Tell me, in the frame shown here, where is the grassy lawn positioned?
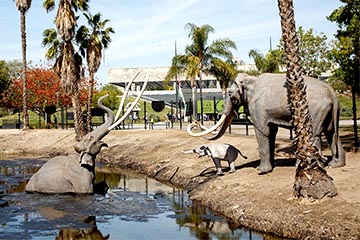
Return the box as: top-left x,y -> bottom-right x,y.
337,94 -> 360,119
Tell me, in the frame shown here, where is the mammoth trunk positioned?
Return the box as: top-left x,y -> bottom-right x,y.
90,95 -> 115,140
209,111 -> 237,140
209,96 -> 239,140
74,95 -> 115,167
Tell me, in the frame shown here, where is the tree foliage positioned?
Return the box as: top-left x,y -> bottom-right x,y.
328,0 -> 360,87
296,27 -> 331,77
248,48 -> 284,73
0,60 -> 11,95
251,27 -> 331,77
328,36 -> 356,86
93,84 -> 122,111
328,0 -> 360,147
208,59 -> 238,95
165,23 -> 237,90
76,11 -> 114,131
0,66 -> 87,119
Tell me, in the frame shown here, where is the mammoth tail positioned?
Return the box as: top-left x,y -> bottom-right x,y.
236,148 -> 248,159
331,87 -> 340,143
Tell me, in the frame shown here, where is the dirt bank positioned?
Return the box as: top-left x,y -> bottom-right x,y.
0,128 -> 359,239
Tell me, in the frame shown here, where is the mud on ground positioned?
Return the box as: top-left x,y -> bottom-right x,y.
0,128 -> 359,240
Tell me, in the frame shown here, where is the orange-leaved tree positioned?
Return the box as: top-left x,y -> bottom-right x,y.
1,66 -> 87,124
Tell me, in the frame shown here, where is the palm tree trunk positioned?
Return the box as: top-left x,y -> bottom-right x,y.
190,78 -> 196,121
20,10 -> 29,130
353,42 -> 360,147
278,0 -> 337,199
86,72 -> 94,132
191,86 -> 196,121
72,83 -> 85,141
199,72 -> 204,125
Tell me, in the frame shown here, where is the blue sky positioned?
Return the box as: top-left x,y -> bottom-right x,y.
1,0 -> 342,85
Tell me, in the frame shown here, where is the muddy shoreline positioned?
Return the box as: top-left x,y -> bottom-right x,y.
0,128 -> 359,239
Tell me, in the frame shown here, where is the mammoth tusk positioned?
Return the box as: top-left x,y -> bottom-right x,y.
108,71 -> 149,130
187,115 -> 227,137
192,122 -> 217,135
114,70 -> 141,121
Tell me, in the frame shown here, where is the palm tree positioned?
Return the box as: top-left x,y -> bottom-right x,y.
249,48 -> 284,74
76,12 -> 114,132
166,23 -> 236,121
43,0 -> 89,140
208,59 -> 238,96
248,49 -> 266,72
186,23 -> 236,122
277,0 -> 337,199
14,0 -> 32,130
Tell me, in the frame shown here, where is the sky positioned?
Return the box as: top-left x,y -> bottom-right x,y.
0,0 -> 343,85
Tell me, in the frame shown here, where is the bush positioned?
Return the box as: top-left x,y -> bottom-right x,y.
0,107 -> 8,117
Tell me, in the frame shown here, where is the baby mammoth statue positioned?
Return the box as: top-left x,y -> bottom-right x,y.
182,143 -> 247,175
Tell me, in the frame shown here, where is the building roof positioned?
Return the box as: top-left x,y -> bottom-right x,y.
107,66 -> 219,89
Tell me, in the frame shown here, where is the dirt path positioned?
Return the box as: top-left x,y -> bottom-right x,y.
0,128 -> 359,239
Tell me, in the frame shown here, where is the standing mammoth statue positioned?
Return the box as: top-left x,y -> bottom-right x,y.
187,73 -> 346,174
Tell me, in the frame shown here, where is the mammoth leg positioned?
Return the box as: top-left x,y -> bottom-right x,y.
325,130 -> 346,167
269,124 -> 278,168
211,157 -> 223,175
229,161 -> 236,173
255,127 -> 274,173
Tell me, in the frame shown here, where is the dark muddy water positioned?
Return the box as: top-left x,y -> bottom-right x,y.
0,158 -> 279,240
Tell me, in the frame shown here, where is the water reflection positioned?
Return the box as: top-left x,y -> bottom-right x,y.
0,159 -> 41,194
0,159 -> 271,240
95,166 -> 263,240
56,216 -> 109,240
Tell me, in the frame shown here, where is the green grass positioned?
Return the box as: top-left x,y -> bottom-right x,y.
0,110 -> 60,129
338,94 -> 360,119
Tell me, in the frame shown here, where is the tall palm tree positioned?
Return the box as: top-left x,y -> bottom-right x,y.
166,23 -> 236,121
277,0 -> 337,199
43,0 -> 89,140
186,23 -> 236,122
76,12 -> 114,132
14,0 -> 32,130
